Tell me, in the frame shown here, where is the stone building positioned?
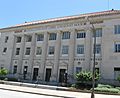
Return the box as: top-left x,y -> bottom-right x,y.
0,10 -> 120,84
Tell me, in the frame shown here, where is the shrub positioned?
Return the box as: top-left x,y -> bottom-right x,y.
0,68 -> 8,76
97,84 -> 113,88
115,87 -> 120,90
94,87 -> 119,93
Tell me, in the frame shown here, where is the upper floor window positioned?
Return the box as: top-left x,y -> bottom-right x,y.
3,47 -> 7,53
62,32 -> 70,39
114,43 -> 120,53
48,46 -> 55,55
114,25 -> 120,34
25,47 -> 31,55
16,37 -> 22,43
36,47 -> 42,55
95,28 -> 102,37
49,33 -> 57,40
62,45 -> 69,55
5,36 -> 9,43
26,35 -> 32,42
37,34 -> 44,41
93,44 -> 101,54
77,45 -> 84,54
77,31 -> 86,38
15,48 -> 20,55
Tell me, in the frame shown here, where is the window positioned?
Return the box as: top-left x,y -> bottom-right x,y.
62,32 -> 70,39
13,65 -> 17,74
49,33 -> 57,40
62,45 -> 69,54
26,36 -> 32,42
93,28 -> 102,37
77,32 -> 86,38
3,48 -> 7,53
48,46 -> 55,55
16,37 -> 22,43
114,68 -> 120,80
93,44 -> 101,54
5,36 -> 9,43
36,47 -> 42,55
25,47 -> 31,55
115,43 -> 120,52
16,48 -> 20,55
77,45 -> 84,54
114,25 -> 120,34
37,34 -> 44,41
76,67 -> 82,73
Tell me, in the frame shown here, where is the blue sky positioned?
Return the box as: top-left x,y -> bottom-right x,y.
0,0 -> 120,28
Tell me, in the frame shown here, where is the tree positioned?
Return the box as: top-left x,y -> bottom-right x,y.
0,68 -> 8,76
75,70 -> 100,83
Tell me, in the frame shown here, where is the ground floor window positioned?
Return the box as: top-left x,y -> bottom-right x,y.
76,67 -> 82,73
114,67 -> 120,80
13,65 -> 17,74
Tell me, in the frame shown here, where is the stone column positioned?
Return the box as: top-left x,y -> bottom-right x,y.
51,31 -> 61,82
40,32 -> 48,81
68,29 -> 75,82
17,35 -> 25,75
29,33 -> 36,80
84,24 -> 92,71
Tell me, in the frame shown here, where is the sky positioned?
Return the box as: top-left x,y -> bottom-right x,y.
0,0 -> 120,28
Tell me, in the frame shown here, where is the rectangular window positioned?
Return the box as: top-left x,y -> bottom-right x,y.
13,65 -> 17,74
16,48 -> 20,55
62,45 -> 69,54
49,33 -> 57,40
93,28 -> 102,37
76,67 -> 82,73
48,46 -> 55,55
36,47 -> 42,55
114,43 -> 120,52
16,37 -> 22,43
3,48 -> 7,53
77,31 -> 86,38
37,34 -> 44,41
26,36 -> 32,42
114,25 -> 120,34
77,45 -> 84,54
62,32 -> 70,39
25,47 -> 31,55
93,44 -> 101,54
114,68 -> 120,80
5,36 -> 9,43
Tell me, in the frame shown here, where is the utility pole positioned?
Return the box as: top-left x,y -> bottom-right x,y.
86,17 -> 96,98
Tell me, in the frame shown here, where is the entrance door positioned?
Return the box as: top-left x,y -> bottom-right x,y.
33,68 -> 39,80
45,68 -> 51,82
59,69 -> 66,83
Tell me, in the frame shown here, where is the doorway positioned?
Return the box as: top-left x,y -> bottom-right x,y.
33,68 -> 39,81
59,69 -> 66,83
45,68 -> 51,82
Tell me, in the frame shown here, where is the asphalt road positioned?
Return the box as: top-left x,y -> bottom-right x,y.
0,89 -> 61,98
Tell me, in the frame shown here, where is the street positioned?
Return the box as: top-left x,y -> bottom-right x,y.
0,89 -> 61,98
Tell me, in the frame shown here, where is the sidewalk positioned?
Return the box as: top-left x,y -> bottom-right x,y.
0,83 -> 120,98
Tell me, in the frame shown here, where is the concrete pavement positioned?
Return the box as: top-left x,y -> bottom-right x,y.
0,83 -> 120,98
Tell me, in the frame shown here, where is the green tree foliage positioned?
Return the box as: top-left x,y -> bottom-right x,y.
0,68 -> 8,76
75,70 -> 100,83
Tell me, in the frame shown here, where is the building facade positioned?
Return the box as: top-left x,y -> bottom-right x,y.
0,10 -> 120,84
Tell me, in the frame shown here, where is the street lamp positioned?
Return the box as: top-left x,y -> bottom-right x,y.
86,17 -> 96,98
